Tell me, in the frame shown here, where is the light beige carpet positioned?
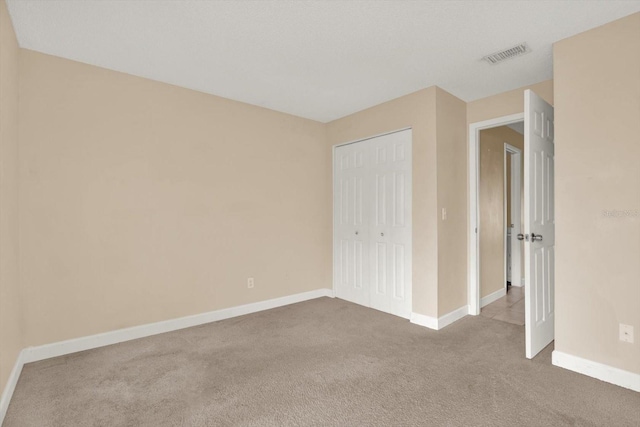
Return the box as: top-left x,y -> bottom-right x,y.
4,297 -> 640,426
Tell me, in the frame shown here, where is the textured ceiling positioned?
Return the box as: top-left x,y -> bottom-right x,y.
6,1 -> 640,122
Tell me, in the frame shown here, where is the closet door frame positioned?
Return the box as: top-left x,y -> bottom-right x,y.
332,127 -> 412,318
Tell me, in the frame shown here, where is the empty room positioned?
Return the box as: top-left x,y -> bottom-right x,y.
0,1 -> 639,426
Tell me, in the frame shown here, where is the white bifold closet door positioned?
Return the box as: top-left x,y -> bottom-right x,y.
334,129 -> 412,319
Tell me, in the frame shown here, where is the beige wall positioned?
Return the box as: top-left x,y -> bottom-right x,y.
19,50 -> 331,346
0,0 -> 21,391
467,80 -> 554,125
435,88 -> 468,316
554,12 -> 640,374
326,88 -> 439,317
478,126 -> 523,298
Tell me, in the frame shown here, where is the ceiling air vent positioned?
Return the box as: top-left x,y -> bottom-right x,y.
482,43 -> 531,64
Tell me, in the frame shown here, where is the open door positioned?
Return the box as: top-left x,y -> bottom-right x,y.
524,90 -> 555,359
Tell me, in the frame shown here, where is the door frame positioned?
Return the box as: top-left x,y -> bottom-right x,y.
468,113 -> 524,315
331,127 -> 412,315
504,143 -> 523,291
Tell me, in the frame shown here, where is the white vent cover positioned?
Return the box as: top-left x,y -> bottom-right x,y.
482,43 -> 531,64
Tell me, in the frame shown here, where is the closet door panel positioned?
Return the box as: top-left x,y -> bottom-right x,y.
334,130 -> 411,319
334,142 -> 370,307
369,131 -> 412,319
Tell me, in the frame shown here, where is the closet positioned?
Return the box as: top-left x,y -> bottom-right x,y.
333,129 -> 412,319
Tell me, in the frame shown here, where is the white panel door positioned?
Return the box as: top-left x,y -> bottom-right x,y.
333,129 -> 412,319
334,142 -> 370,308
369,131 -> 412,318
524,90 -> 555,359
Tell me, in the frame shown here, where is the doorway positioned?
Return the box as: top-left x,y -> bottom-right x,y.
505,143 -> 523,291
468,113 -> 524,316
468,90 -> 556,359
475,124 -> 524,325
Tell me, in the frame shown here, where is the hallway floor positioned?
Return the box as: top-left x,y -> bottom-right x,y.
480,286 -> 525,326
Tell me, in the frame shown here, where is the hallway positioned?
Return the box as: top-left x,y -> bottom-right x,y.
481,286 -> 525,326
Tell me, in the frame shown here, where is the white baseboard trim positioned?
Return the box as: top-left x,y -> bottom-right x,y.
481,288 -> 506,307
0,349 -> 27,424
410,305 -> 469,331
0,288 -> 333,425
409,312 -> 438,330
438,305 -> 469,329
552,350 -> 640,393
23,288 -> 334,364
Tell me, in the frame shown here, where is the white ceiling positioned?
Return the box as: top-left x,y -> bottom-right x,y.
6,1 -> 640,122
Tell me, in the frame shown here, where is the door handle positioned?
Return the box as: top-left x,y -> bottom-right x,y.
517,233 -> 528,241
531,233 -> 543,242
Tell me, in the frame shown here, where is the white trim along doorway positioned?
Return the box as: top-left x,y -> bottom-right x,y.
504,142 -> 523,292
468,113 -> 524,316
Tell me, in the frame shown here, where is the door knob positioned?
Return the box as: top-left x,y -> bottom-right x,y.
517,233 -> 525,241
531,233 -> 543,242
